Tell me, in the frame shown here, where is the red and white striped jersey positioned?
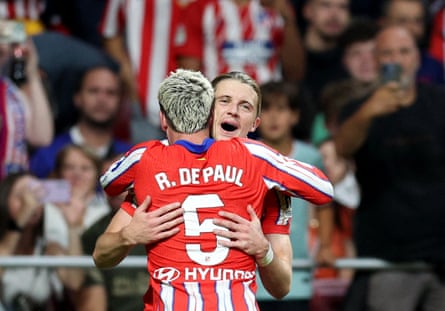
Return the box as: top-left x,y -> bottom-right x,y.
100,0 -> 183,126
0,78 -> 29,180
101,137 -> 333,311
0,0 -> 45,21
176,0 -> 285,84
429,7 -> 445,64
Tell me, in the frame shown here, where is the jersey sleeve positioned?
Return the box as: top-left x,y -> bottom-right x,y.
261,190 -> 291,235
100,142 -> 151,196
242,139 -> 334,205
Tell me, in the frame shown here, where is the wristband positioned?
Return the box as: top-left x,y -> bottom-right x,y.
257,242 -> 274,267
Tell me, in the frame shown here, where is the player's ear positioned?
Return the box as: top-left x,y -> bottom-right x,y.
250,117 -> 261,132
160,111 -> 168,131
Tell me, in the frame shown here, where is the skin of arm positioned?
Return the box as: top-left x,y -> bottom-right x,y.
213,205 -> 292,299
22,39 -> 53,146
0,231 -> 21,277
177,56 -> 201,72
52,196 -> 90,290
257,233 -> 292,299
76,285 -> 107,311
314,203 -> 335,266
335,83 -> 405,157
93,196 -> 183,268
103,35 -> 139,102
262,0 -> 305,81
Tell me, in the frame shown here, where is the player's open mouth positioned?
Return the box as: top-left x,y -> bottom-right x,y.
221,122 -> 238,132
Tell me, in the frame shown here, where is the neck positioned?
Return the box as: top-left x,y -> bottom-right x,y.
305,27 -> 337,52
262,135 -> 294,156
77,121 -> 113,149
168,129 -> 210,145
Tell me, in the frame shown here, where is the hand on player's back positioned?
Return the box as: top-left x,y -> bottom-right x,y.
122,196 -> 184,245
213,205 -> 270,261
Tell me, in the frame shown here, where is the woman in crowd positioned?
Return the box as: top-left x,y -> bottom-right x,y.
44,144 -> 110,250
0,171 -> 82,310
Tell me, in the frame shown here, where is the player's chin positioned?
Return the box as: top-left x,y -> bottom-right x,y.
215,129 -> 239,141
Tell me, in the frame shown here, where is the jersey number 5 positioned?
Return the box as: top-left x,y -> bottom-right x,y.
183,194 -> 229,266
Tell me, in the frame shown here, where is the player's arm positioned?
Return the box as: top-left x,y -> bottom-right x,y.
258,233 -> 292,299
93,205 -> 136,269
213,193 -> 293,298
244,140 -> 334,204
213,212 -> 292,299
100,144 -> 148,196
93,196 -> 183,268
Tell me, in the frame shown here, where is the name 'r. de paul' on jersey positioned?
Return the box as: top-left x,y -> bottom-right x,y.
155,164 -> 244,190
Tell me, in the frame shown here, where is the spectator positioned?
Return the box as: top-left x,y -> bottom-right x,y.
44,144 -> 110,249
301,0 -> 350,103
0,24 -> 53,180
76,153 -> 148,311
44,0 -> 108,48
310,18 -> 379,151
30,66 -> 131,179
338,18 -> 379,85
176,0 -> 305,84
0,172 -> 83,310
380,0 -> 445,84
336,25 -> 445,311
0,1 -> 120,134
255,80 -> 335,311
100,0 -> 187,143
33,32 -> 120,136
309,82 -> 360,311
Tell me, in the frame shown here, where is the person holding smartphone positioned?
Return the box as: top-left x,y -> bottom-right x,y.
0,21 -> 53,180
0,171 -> 84,310
336,25 -> 445,310
44,144 -> 110,251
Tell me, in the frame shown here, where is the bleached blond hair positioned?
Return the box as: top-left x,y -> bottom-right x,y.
158,69 -> 214,134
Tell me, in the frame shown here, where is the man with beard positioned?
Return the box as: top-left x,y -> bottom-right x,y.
336,25 -> 445,310
300,0 -> 350,137
30,66 -> 132,178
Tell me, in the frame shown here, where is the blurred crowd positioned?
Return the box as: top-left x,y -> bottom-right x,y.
0,0 -> 444,310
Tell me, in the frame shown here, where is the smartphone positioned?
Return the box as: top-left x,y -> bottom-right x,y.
40,179 -> 71,204
380,63 -> 402,84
